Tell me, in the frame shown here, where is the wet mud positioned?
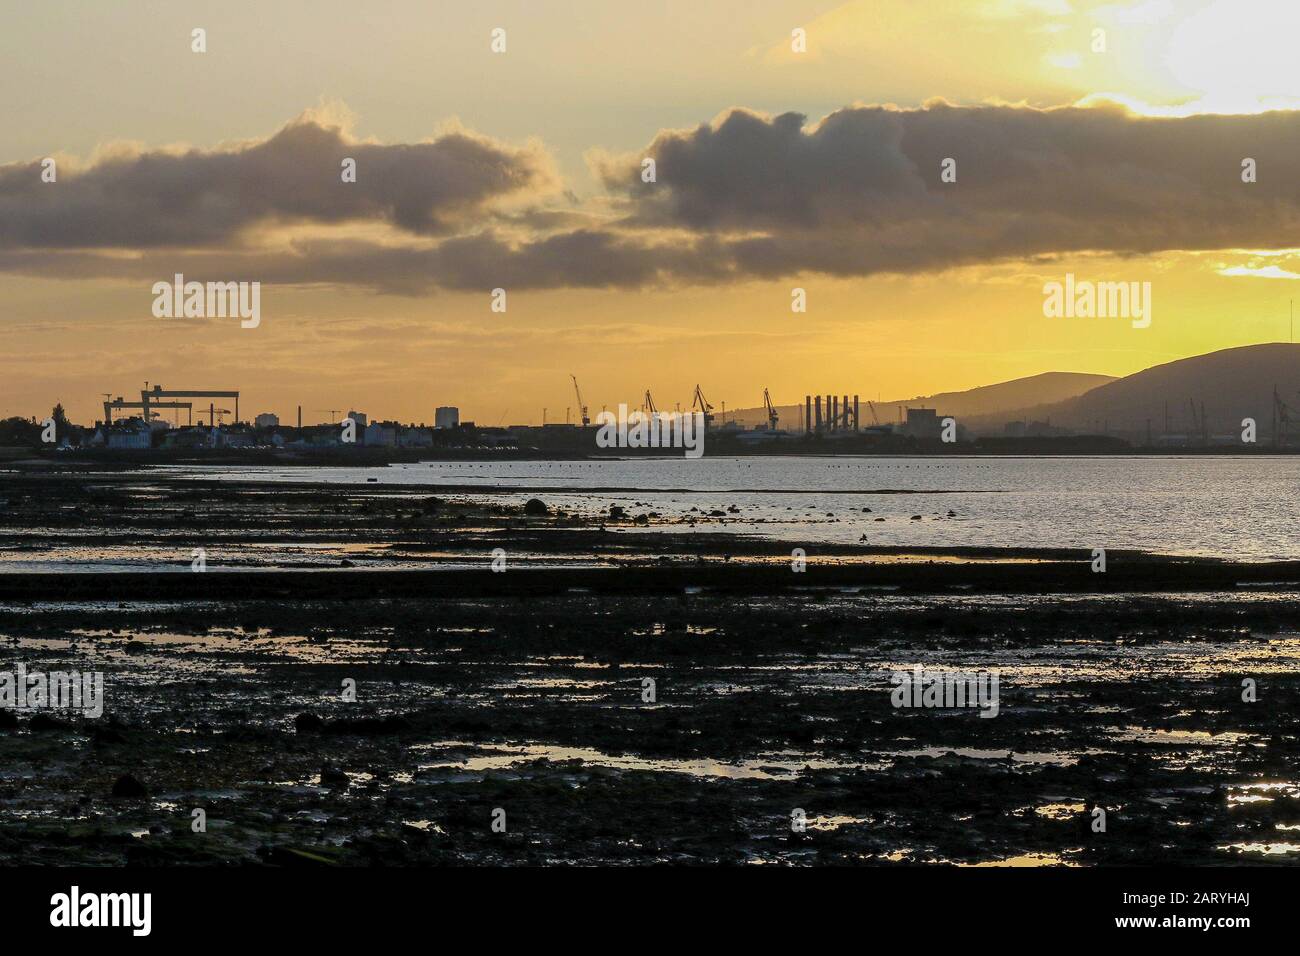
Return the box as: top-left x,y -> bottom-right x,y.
0,470 -> 1297,865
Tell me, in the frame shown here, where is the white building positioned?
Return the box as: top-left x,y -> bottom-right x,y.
435,406 -> 459,429
106,419 -> 152,449
255,412 -> 279,428
364,422 -> 398,447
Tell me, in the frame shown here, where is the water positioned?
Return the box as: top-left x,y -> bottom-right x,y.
163,455 -> 1300,561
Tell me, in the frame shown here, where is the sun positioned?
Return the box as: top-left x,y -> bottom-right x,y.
1162,0 -> 1300,113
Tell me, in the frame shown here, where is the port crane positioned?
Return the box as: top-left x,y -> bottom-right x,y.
692,384 -> 715,426
141,385 -> 239,424
570,374 -> 590,427
644,390 -> 658,416
314,409 -> 343,423
762,388 -> 779,430
866,400 -> 881,425
103,395 -> 194,425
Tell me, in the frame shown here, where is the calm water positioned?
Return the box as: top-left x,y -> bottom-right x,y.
168,456 -> 1300,561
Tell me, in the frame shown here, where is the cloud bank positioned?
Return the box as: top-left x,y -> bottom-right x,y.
5,102 -> 1300,292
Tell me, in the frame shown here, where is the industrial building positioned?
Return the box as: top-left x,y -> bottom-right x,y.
802,394 -> 863,435
902,407 -> 943,440
435,406 -> 460,429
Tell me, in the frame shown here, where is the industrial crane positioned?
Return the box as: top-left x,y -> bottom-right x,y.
644,390 -> 658,416
103,395 -> 193,425
867,400 -> 881,425
570,374 -> 590,427
141,385 -> 239,424
762,388 -> 779,430
315,409 -> 343,423
692,384 -> 715,426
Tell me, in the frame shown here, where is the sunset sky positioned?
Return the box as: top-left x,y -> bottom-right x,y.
3,0 -> 1300,425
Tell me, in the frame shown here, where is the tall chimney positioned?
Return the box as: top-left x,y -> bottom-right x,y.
853,395 -> 860,432
814,396 -> 823,432
805,395 -> 812,434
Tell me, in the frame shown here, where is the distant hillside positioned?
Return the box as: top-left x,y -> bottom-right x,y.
1007,343 -> 1300,438
727,371 -> 1115,428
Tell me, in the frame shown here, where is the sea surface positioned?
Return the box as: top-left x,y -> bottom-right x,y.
163,455 -> 1299,561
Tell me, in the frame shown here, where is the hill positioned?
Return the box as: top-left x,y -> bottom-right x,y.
727,371 -> 1115,428
1005,343 -> 1300,440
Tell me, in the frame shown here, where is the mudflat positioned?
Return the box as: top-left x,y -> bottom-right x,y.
0,469 -> 1296,865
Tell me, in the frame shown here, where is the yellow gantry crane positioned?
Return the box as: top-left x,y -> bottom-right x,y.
570,374 -> 590,427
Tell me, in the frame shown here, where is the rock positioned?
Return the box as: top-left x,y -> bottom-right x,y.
319,765 -> 349,788
111,773 -> 148,798
323,714 -> 411,735
910,515 -> 923,520
862,507 -> 872,513
523,498 -> 548,516
609,505 -> 627,519
29,713 -> 71,731
294,713 -> 325,733
90,725 -> 126,745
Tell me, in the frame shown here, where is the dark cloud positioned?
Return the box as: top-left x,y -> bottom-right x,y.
0,232 -> 729,295
597,101 -> 1300,275
0,115 -> 554,248
7,102 -> 1300,291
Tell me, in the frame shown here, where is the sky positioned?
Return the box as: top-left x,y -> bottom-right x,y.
3,0 -> 1300,426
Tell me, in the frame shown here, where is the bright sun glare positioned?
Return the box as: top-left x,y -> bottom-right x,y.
1161,0 -> 1300,112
